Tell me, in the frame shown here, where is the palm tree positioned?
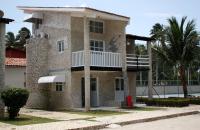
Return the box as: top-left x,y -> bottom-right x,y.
15,27 -> 31,50
5,32 -> 15,48
150,23 -> 166,47
154,16 -> 199,98
5,27 -> 31,50
150,23 -> 166,85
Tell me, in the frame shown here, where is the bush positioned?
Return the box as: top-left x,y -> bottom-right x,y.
189,98 -> 200,105
145,98 -> 190,107
168,97 -> 200,105
1,88 -> 29,119
136,97 -> 148,103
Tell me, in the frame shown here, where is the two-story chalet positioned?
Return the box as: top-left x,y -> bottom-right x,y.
18,6 -> 153,110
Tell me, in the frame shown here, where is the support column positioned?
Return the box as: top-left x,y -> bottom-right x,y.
128,72 -> 136,104
122,26 -> 129,102
83,16 -> 90,111
147,41 -> 153,99
0,22 -> 5,118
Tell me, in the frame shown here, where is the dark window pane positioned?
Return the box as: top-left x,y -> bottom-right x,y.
90,41 -> 94,46
99,22 -> 103,27
115,79 -> 120,91
121,79 -> 124,90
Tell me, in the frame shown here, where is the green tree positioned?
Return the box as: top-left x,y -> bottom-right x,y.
15,27 -> 31,50
5,27 -> 31,50
153,17 -> 199,98
5,32 -> 15,48
1,88 -> 29,119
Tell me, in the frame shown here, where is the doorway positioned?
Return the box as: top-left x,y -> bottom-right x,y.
115,78 -> 125,102
81,77 -> 99,107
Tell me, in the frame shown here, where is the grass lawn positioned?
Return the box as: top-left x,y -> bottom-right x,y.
126,106 -> 165,111
62,110 -> 129,117
61,107 -> 163,117
0,114 -> 58,126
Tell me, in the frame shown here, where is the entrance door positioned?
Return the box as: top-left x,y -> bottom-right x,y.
115,78 -> 124,102
81,78 -> 98,107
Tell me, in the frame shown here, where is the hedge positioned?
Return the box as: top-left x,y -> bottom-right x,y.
145,98 -> 190,107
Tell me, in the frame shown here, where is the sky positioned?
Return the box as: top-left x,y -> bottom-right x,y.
1,0 -> 200,37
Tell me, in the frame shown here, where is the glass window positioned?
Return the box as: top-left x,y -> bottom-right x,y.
91,78 -> 97,91
56,83 -> 64,91
115,79 -> 120,91
90,40 -> 104,51
57,40 -> 64,52
89,20 -> 103,33
115,78 -> 124,91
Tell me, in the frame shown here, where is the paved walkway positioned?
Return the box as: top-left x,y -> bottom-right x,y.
0,105 -> 199,130
103,113 -> 200,130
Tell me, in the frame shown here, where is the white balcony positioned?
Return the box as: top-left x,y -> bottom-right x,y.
72,51 -> 150,69
126,54 -> 150,67
72,51 -> 122,68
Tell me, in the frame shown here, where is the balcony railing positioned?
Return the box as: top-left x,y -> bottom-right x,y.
72,51 -> 150,68
72,51 -> 122,68
126,54 -> 149,67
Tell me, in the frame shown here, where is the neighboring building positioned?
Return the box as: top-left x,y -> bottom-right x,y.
19,6 -> 153,110
5,48 -> 26,88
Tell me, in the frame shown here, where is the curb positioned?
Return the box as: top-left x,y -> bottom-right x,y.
67,111 -> 199,130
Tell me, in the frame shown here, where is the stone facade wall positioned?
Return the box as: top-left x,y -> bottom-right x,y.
26,12 -> 72,110
71,71 -> 136,108
26,38 -> 49,109
71,17 -> 127,54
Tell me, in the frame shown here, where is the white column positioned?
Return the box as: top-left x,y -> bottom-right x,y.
66,17 -> 72,108
122,27 -> 129,101
83,16 -> 90,111
147,41 -> 153,99
0,22 -> 5,117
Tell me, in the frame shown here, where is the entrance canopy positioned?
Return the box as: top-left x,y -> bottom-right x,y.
38,75 -> 65,83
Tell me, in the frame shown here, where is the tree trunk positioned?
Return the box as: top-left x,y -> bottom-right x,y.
179,65 -> 188,98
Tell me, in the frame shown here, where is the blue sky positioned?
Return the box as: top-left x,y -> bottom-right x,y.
1,0 -> 200,37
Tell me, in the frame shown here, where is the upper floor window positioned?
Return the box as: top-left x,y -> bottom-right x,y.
89,20 -> 104,33
57,40 -> 64,53
90,40 -> 104,51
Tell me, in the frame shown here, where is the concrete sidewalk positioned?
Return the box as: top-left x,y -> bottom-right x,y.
0,105 -> 199,130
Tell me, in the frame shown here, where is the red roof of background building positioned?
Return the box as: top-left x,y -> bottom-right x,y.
5,58 -> 26,67
5,48 -> 26,67
6,48 -> 26,58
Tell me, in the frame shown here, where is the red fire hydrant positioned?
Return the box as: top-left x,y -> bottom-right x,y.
126,96 -> 133,107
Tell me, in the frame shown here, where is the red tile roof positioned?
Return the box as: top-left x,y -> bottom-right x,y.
5,58 -> 26,67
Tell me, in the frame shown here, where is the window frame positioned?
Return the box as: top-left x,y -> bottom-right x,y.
57,40 -> 65,53
90,39 -> 105,52
115,78 -> 124,91
55,82 -> 64,92
89,20 -> 104,34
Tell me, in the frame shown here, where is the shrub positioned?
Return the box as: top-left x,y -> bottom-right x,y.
189,98 -> 200,105
1,88 -> 29,119
145,98 -> 190,107
136,97 -> 148,103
